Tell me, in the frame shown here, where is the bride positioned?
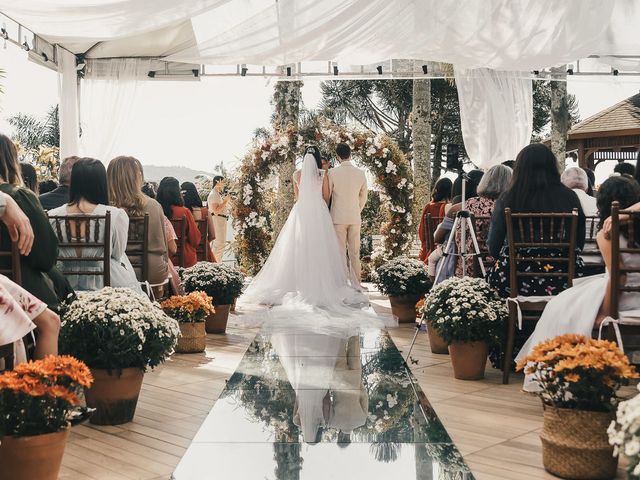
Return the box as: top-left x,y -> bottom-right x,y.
241,145 -> 366,311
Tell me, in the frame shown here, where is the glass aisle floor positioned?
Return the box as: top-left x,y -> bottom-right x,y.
173,328 -> 474,480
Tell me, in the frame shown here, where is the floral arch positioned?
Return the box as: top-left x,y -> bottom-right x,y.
232,119 -> 414,275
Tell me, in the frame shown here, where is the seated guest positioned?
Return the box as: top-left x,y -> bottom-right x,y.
39,179 -> 58,195
157,177 -> 201,268
49,158 -> 142,294
163,214 -> 183,294
584,167 -> 596,196
502,159 -> 515,170
418,177 -> 452,262
20,163 -> 38,194
448,164 -> 512,277
39,155 -> 80,210
516,175 -> 640,391
181,181 -> 216,261
451,169 -> 483,204
487,143 -> 586,298
107,156 -> 170,288
0,134 -> 73,310
614,161 -> 635,178
142,181 -> 157,199
0,274 -> 60,360
561,167 -> 598,217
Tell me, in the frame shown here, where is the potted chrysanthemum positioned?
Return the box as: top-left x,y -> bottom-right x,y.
161,292 -> 215,353
609,384 -> 640,480
59,287 -> 180,425
374,256 -> 431,323
0,356 -> 93,480
182,262 -> 244,333
423,277 -> 505,379
518,334 -> 639,480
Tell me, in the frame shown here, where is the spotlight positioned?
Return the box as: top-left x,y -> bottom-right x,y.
376,65 -> 383,75
147,71 -> 155,78
22,39 -> 30,52
532,70 -> 540,76
422,64 -> 428,74
75,62 -> 86,72
41,52 -> 48,62
0,27 -> 8,40
566,66 -> 574,75
613,69 -> 619,76
192,69 -> 199,77
333,65 -> 339,76
241,66 -> 248,77
286,66 -> 292,77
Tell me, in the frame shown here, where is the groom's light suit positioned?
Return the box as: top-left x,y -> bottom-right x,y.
328,160 -> 368,286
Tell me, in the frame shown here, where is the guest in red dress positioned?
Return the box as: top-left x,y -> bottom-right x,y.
418,178 -> 452,262
157,177 -> 201,268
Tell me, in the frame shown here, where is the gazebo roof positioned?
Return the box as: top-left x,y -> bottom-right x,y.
568,92 -> 640,139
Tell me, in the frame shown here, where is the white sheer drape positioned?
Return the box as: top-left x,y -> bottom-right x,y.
79,58 -> 150,162
56,47 -> 80,159
454,68 -> 533,170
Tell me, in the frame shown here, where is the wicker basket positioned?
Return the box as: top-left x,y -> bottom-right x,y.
176,322 -> 206,353
540,406 -> 617,480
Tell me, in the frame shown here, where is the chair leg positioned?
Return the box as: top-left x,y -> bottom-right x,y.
502,307 -> 517,384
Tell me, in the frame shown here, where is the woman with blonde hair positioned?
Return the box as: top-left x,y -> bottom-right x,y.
107,156 -> 170,293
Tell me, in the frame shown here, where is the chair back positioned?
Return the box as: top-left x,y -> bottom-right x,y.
505,208 -> 579,297
195,218 -> 209,262
585,215 -> 600,243
0,228 -> 22,284
425,213 -> 443,253
0,343 -> 14,371
171,216 -> 187,268
609,202 -> 640,318
49,212 -> 111,287
126,214 -> 150,282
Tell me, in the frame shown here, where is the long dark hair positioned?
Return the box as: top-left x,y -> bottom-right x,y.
597,176 -> 640,236
432,177 -> 452,202
68,158 -> 109,205
452,169 -> 483,200
305,145 -> 322,169
157,177 -> 183,218
502,143 -> 563,212
181,181 -> 203,210
20,162 -> 38,194
0,134 -> 22,185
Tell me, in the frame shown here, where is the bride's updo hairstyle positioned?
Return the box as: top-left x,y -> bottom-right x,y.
597,175 -> 640,239
305,145 -> 322,169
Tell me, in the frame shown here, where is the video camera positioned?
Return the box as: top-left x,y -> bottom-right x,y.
446,143 -> 463,172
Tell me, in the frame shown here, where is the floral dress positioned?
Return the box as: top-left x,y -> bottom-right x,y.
0,274 -> 46,346
454,196 -> 495,278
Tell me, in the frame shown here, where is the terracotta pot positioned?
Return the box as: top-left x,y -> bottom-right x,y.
0,428 -> 69,480
540,407 -> 617,480
389,294 -> 423,323
231,299 -> 237,312
206,304 -> 231,333
426,319 -> 449,354
85,367 -> 144,425
448,341 -> 488,380
176,322 -> 206,353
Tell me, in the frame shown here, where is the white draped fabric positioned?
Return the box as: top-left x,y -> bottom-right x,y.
455,68 -> 533,170
79,58 -> 150,162
56,46 -> 80,159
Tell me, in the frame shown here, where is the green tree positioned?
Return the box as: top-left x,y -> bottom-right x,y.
7,105 -> 60,149
532,80 -> 580,142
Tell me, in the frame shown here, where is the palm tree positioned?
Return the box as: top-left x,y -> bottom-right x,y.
7,105 -> 60,150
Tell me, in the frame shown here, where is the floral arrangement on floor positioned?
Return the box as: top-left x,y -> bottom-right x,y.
59,287 -> 180,372
160,291 -> 215,323
182,262 -> 244,306
516,334 -> 639,411
232,117 -> 414,274
608,385 -> 640,479
422,276 -> 506,344
0,355 -> 92,436
373,256 -> 430,297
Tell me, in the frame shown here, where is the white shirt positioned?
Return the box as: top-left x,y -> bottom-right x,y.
207,188 -> 230,216
573,188 -> 598,217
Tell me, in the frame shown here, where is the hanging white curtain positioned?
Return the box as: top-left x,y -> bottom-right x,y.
56,46 -> 80,160
79,58 -> 150,162
454,68 -> 533,170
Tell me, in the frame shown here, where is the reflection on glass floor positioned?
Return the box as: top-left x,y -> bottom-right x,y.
173,329 -> 474,480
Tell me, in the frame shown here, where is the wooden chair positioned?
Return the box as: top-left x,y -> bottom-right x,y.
170,216 -> 187,268
425,213 -> 444,254
581,215 -> 605,275
502,208 -> 579,384
49,212 -> 111,288
0,230 -> 21,284
195,218 -> 209,262
126,214 -> 150,283
605,202 -> 640,363
0,343 -> 15,371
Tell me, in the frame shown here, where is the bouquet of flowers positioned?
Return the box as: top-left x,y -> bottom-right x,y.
373,256 -> 430,297
517,334 -> 639,411
608,385 -> 640,479
422,277 -> 506,344
59,287 -> 180,372
160,292 -> 215,323
0,355 -> 92,436
182,262 -> 244,305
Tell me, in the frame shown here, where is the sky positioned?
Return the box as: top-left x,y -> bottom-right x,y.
1,45 -> 639,183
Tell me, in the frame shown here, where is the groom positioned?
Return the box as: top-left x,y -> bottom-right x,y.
328,143 -> 368,290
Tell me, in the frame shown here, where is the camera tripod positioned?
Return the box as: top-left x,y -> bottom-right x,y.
404,171 -> 486,363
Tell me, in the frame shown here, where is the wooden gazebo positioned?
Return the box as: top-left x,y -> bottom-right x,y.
565,92 -> 640,170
